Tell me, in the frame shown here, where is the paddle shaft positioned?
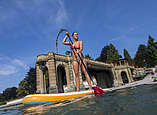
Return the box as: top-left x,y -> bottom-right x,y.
56,29 -> 68,53
67,34 -> 95,85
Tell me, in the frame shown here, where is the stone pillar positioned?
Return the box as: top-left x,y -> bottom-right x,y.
36,64 -> 40,93
115,70 -> 123,86
79,66 -> 84,89
127,68 -> 134,82
69,65 -> 75,86
111,68 -> 119,87
47,52 -> 58,93
65,64 -> 70,85
65,56 -> 75,91
39,68 -> 45,94
66,56 -> 72,85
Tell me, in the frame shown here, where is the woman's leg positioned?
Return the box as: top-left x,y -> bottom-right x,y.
72,61 -> 80,91
80,58 -> 92,90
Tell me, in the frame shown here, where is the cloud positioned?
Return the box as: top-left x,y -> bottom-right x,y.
0,65 -> 17,75
55,0 -> 68,26
108,25 -> 140,43
0,0 -> 69,39
12,59 -> 28,69
0,56 -> 28,76
109,34 -> 126,43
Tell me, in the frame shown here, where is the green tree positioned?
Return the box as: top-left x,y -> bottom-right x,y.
134,44 -> 147,67
107,44 -> 120,62
0,93 -> 6,105
16,67 -> 36,98
95,45 -> 109,62
0,93 -> 4,102
146,35 -> 157,67
100,45 -> 110,62
2,87 -> 17,101
85,54 -> 92,60
123,48 -> 132,65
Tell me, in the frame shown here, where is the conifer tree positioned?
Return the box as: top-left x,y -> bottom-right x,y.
2,87 -> 17,100
95,45 -> 109,62
134,44 -> 147,67
16,67 -> 36,97
107,44 -> 120,62
100,45 -> 110,62
123,48 -> 132,65
146,35 -> 157,67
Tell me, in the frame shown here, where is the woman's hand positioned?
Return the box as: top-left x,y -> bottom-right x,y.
66,32 -> 69,36
62,32 -> 70,45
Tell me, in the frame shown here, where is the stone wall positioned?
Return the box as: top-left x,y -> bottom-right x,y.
36,52 -> 134,93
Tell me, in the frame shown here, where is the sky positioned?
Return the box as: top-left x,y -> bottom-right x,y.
0,0 -> 157,93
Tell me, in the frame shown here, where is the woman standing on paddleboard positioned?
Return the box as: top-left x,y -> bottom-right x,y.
62,32 -> 92,91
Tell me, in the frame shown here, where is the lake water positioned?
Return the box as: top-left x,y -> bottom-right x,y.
1,84 -> 157,115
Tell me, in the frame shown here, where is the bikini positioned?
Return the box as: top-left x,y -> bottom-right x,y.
71,41 -> 80,49
71,41 -> 83,63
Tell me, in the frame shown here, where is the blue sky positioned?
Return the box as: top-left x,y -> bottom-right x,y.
0,0 -> 157,92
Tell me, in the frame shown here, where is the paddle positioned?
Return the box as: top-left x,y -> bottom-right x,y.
66,32 -> 105,96
56,29 -> 68,53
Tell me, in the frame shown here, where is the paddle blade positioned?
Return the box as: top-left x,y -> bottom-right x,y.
92,85 -> 105,96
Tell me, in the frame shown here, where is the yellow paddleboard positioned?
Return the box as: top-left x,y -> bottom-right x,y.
23,89 -> 110,104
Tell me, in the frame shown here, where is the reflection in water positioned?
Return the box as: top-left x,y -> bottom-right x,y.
22,104 -> 50,114
1,85 -> 157,115
21,95 -> 95,115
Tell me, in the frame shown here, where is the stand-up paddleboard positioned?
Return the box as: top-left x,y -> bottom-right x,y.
22,89 -> 110,105
22,75 -> 157,105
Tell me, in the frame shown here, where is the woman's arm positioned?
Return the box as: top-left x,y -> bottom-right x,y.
62,32 -> 71,45
79,40 -> 83,53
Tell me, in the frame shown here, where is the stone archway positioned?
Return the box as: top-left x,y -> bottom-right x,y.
38,61 -> 50,93
121,71 -> 129,83
36,52 -> 134,93
57,65 -> 67,93
45,69 -> 49,93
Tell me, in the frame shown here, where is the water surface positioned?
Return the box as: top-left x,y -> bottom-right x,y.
1,84 -> 157,115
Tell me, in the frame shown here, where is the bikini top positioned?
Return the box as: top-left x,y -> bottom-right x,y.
71,41 -> 80,49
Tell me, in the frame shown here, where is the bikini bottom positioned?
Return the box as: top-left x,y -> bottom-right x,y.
73,57 -> 81,63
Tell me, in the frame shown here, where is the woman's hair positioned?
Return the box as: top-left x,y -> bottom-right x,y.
72,32 -> 78,36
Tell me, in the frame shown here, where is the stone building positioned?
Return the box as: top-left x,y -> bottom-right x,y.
36,52 -> 134,94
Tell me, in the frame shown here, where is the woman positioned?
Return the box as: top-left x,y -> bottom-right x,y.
62,32 -> 92,91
